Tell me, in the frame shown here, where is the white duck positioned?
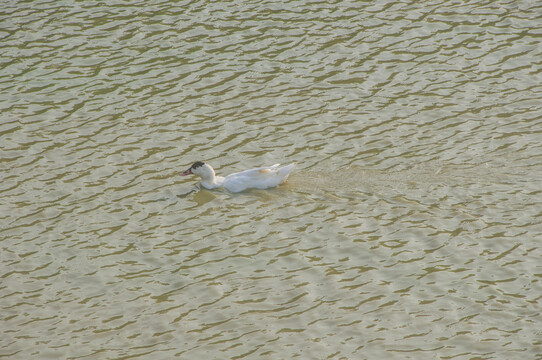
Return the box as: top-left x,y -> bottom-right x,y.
180,161 -> 295,192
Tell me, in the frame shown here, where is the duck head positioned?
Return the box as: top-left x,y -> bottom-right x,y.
180,161 -> 215,179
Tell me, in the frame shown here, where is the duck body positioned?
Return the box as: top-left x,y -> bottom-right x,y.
180,161 -> 295,192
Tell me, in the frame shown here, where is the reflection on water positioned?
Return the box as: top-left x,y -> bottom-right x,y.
1,0 -> 542,359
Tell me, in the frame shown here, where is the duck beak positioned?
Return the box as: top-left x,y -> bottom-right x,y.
180,168 -> 192,176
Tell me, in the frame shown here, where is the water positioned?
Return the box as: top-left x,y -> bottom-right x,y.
1,0 -> 542,359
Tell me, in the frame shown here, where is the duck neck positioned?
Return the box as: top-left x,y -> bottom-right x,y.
199,168 -> 224,189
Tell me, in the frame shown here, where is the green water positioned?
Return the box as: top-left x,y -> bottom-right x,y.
1,1 -> 541,359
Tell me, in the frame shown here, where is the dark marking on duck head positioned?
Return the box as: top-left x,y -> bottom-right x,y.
191,161 -> 205,170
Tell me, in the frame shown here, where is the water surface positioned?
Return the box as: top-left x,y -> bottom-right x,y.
1,0 -> 542,359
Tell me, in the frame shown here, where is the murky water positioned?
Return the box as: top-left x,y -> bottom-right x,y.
2,0 -> 542,359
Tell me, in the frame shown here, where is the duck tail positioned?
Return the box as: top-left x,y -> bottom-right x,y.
278,163 -> 296,181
